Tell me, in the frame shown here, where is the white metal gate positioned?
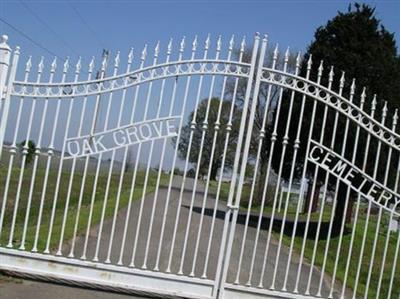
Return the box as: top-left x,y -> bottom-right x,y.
0,33 -> 399,299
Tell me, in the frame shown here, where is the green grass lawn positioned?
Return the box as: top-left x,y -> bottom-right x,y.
209,179 -> 399,298
0,160 -> 167,252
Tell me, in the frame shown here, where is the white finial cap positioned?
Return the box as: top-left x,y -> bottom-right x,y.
350,79 -> 356,94
284,47 -> 290,62
240,36 -> 246,52
307,54 -> 312,70
229,35 -> 234,50
128,48 -> 134,64
76,56 -> 82,73
50,57 -> 57,73
88,56 -> 95,73
167,38 -> 173,55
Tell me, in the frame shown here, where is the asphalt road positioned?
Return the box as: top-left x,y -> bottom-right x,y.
0,177 -> 349,299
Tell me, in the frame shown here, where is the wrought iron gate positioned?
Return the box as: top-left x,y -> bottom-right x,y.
0,33 -> 399,299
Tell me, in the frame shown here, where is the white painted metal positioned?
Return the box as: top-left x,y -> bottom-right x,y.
0,33 -> 399,299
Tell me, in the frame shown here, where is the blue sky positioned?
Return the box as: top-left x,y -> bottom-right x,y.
1,0 -> 399,63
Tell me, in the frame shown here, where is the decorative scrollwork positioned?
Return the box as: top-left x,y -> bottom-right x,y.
261,68 -> 400,152
11,60 -> 250,99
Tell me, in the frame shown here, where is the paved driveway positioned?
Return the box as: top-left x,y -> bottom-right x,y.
0,177 -> 349,298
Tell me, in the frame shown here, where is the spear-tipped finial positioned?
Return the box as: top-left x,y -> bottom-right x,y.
114,51 -> 120,68
25,56 -> 32,72
371,94 -> 377,111
339,71 -> 345,88
190,36 -> 196,52
141,44 -> 147,61
229,35 -> 234,51
167,38 -> 173,55
306,54 -> 312,70
217,35 -> 222,51
328,66 -> 334,82
38,56 -> 44,73
50,57 -> 57,73
273,43 -> 279,60
295,52 -> 302,68
128,48 -> 134,64
75,56 -> 82,73
100,53 -> 107,71
318,60 -> 324,77
240,36 -> 246,52
360,87 -> 366,106
63,57 -> 70,73
205,34 -> 211,50
393,109 -> 398,126
382,101 -> 388,118
284,47 -> 290,62
350,79 -> 356,95
88,56 -> 95,73
154,41 -> 160,57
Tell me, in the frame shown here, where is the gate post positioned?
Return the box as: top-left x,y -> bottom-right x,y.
213,33 -> 267,299
0,35 -> 19,160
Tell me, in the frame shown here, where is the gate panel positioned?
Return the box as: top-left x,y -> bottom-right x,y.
222,41 -> 400,299
0,34 -> 258,298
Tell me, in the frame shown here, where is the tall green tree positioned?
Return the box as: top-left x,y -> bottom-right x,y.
271,3 -> 400,233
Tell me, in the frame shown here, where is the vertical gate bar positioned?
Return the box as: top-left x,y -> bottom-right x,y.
315,72 -> 347,296
325,79 -> 359,296
268,48 -> 300,289
68,57 -> 96,257
289,58 -> 326,293
141,40 -> 174,269
109,47 -> 135,265
274,55 -> 312,291
128,43 -> 161,267
304,66 -> 336,294
117,46 -> 147,265
233,42 -> 280,285
159,36 -> 196,273
88,51 -> 123,262
362,103 -> 389,299
375,110 -> 398,298
0,35 -> 13,160
181,34 -> 220,276
191,35 -> 233,278
214,33 -> 263,298
104,50 -> 136,263
188,35 -> 224,275
56,57 -> 85,255
0,46 -> 21,241
7,57 -> 44,248
32,57 -> 64,252
44,57 -> 76,253
164,35 -> 204,273
174,34 -> 209,275
152,38 -> 182,271
338,87 -> 367,296
20,57 -> 58,250
79,56 -> 107,260
202,35 -> 243,279
256,48 -> 296,288
92,51 -> 126,262
345,95 -> 377,298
